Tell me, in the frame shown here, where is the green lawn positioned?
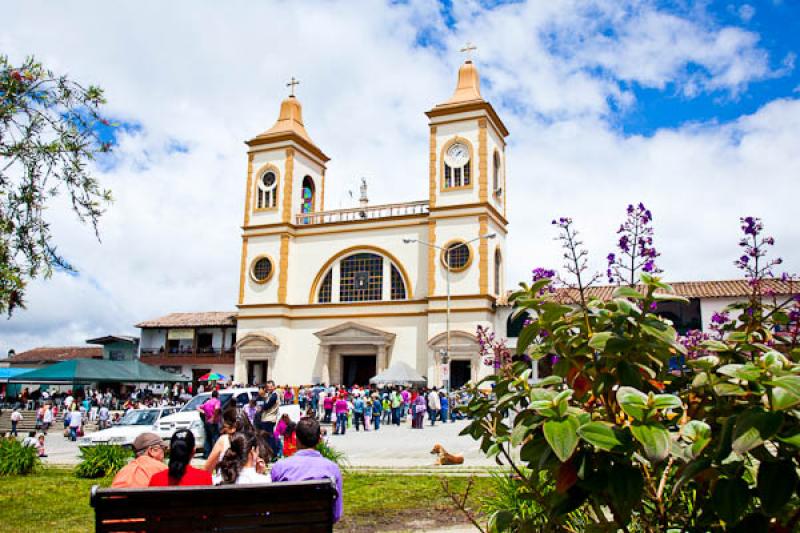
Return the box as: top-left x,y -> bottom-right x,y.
0,468 -> 494,532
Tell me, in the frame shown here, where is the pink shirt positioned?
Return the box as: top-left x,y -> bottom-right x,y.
334,399 -> 348,414
201,397 -> 221,423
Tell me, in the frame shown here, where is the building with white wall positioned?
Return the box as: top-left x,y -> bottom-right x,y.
234,59 -> 509,388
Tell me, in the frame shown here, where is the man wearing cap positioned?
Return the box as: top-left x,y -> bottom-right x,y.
111,433 -> 168,488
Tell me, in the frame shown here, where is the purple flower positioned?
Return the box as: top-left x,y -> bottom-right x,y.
643,260 -> 655,273
711,311 -> 730,325
649,302 -> 657,311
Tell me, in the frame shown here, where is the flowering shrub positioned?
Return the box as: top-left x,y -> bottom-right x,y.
461,212 -> 800,531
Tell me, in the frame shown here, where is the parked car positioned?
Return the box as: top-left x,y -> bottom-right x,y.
78,407 -> 178,448
155,388 -> 301,455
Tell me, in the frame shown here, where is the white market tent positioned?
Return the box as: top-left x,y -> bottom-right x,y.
368,361 -> 426,386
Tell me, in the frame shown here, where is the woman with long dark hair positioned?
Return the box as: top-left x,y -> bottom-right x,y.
205,406 -> 253,473
217,431 -> 270,485
149,430 -> 212,486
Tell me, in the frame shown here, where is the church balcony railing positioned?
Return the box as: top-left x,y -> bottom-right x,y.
140,347 -> 236,356
295,200 -> 429,225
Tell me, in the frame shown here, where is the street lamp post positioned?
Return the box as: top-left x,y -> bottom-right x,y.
404,232 -> 496,393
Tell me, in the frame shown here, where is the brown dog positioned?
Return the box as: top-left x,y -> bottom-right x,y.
430,443 -> 464,465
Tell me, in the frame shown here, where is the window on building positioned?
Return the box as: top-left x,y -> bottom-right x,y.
391,265 -> 406,300
301,176 -> 315,214
316,251 -> 408,303
494,248 -> 502,295
318,270 -> 333,303
442,241 -> 471,272
256,170 -> 278,209
493,150 -> 501,192
197,333 -> 213,352
250,256 -> 274,283
340,253 -> 383,302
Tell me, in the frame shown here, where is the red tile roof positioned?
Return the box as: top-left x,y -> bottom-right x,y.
135,312 -> 237,329
498,279 -> 799,305
9,346 -> 103,365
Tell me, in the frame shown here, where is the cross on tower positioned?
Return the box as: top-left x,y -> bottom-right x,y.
460,42 -> 477,61
286,76 -> 300,97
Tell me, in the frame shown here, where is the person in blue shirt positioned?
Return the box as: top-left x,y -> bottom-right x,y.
439,391 -> 449,423
370,395 -> 382,430
352,395 -> 366,431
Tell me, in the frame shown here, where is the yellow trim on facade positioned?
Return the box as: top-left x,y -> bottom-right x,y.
243,153 -> 254,226
252,162 -> 281,212
278,234 -> 290,303
238,237 -> 249,305
478,119 -> 488,203
281,148 -> 295,224
249,254 -> 276,284
238,298 -> 428,310
429,125 -> 437,208
479,215 -> 489,293
428,293 -> 497,302
244,217 -> 428,238
428,306 -> 493,314
425,100 -> 509,137
427,221 -> 436,297
503,148 -> 507,219
439,136 -> 475,192
307,245 -> 414,304
239,311 -> 430,321
429,115 -> 507,147
440,239 -> 474,273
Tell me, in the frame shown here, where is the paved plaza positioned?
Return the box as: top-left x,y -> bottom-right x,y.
40,418 -> 495,468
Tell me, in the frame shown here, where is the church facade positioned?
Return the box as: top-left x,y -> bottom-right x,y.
234,59 -> 509,388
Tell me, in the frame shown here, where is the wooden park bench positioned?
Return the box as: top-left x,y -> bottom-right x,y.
90,479 -> 336,532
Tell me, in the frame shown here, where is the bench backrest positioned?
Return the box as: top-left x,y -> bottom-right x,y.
91,479 -> 335,532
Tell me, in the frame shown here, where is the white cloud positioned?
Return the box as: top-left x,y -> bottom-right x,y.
1,0 -> 797,355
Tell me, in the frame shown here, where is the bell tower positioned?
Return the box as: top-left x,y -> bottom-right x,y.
238,80 -> 330,306
424,48 -> 509,301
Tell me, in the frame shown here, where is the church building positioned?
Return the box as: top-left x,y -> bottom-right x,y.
234,58 -> 509,388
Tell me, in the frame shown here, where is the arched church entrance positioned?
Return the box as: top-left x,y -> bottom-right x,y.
314,322 -> 395,386
235,333 -> 279,386
427,331 -> 480,389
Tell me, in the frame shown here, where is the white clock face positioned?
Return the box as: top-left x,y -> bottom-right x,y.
445,143 -> 469,167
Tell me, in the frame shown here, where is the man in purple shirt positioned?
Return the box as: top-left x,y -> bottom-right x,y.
270,417 -> 343,523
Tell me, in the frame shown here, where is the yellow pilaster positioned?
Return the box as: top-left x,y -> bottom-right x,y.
238,237 -> 249,305
502,148 -> 507,219
478,119 -> 488,203
243,153 -> 254,226
427,221 -> 436,297
282,148 -> 295,224
479,215 -> 489,294
429,125 -> 437,208
278,233 -> 290,303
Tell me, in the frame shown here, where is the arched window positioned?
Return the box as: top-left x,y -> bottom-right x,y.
340,253 -> 383,302
256,170 -> 278,209
315,250 -> 409,303
318,270 -> 332,303
443,140 -> 471,189
391,265 -> 406,300
301,176 -> 315,214
494,248 -> 502,295
493,150 -> 501,193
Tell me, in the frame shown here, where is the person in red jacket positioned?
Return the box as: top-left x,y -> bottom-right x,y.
149,430 -> 211,487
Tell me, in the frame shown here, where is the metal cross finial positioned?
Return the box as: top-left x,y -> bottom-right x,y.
460,42 -> 477,60
286,76 -> 300,97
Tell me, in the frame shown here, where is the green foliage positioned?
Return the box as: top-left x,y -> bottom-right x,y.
74,445 -> 132,479
462,219 -> 800,530
0,55 -> 113,315
0,438 -> 40,476
315,439 -> 348,469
